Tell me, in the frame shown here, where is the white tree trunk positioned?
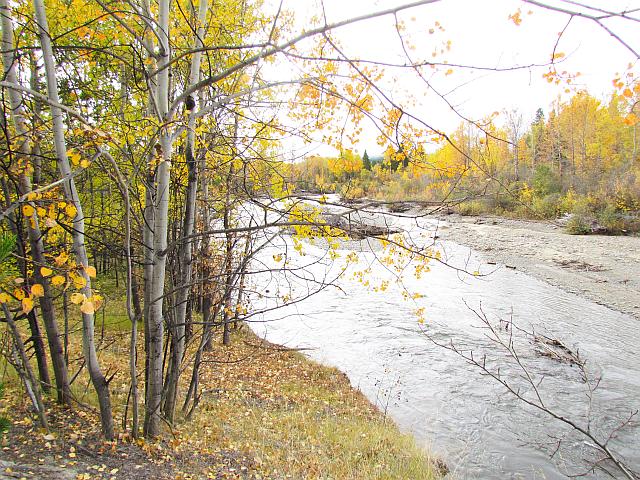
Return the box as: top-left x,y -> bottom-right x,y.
144,0 -> 172,437
163,0 -> 209,423
32,0 -> 113,439
1,0 -> 71,405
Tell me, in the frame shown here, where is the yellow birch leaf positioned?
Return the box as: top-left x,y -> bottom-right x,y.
54,252 -> 68,266
22,296 -> 34,314
80,299 -> 95,315
41,267 -> 53,277
22,204 -> 35,217
13,288 -> 25,300
623,88 -> 633,98
85,266 -> 97,278
68,151 -> 81,165
37,207 -> 46,217
26,192 -> 37,201
31,284 -> 44,297
0,292 -> 10,304
65,204 -> 77,218
73,275 -> 87,289
92,294 -> 104,311
70,292 -> 85,304
51,275 -> 66,287
80,159 -> 91,168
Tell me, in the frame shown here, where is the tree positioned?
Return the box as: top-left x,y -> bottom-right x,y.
0,0 -> 638,458
363,150 -> 372,171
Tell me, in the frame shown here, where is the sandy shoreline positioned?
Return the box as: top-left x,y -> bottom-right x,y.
434,213 -> 640,321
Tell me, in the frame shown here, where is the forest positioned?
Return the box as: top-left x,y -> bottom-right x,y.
0,0 -> 638,478
294,90 -> 640,234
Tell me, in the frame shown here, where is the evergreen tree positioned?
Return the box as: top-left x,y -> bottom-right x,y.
362,150 -> 372,171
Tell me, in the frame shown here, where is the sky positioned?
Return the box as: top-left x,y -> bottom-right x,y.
261,0 -> 640,157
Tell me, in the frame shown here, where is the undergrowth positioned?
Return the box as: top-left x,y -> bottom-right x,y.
0,288 -> 442,479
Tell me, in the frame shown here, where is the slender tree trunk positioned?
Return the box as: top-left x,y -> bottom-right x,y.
32,0 -> 113,438
0,178 -> 51,393
0,0 -> 69,403
139,0 -> 158,432
3,303 -> 49,431
163,0 -> 209,423
233,235 -> 252,328
144,0 -> 172,438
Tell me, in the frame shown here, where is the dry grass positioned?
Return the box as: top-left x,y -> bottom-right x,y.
0,287 -> 443,479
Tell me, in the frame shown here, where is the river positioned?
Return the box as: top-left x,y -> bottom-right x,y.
245,199 -> 639,479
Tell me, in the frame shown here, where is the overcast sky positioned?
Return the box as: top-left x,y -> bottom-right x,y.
263,0 -> 640,156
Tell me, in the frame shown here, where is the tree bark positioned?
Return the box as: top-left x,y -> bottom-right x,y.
32,0 -> 113,438
0,0 -> 69,403
144,0 -> 172,437
163,0 -> 209,423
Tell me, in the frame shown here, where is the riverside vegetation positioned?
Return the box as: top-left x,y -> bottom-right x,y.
1,0 -> 639,478
293,92 -> 640,235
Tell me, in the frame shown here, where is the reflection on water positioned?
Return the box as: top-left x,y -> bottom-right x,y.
245,203 -> 639,479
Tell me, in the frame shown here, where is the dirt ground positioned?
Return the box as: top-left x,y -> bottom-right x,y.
435,214 -> 640,321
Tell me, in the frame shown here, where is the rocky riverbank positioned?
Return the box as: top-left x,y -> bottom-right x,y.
435,214 -> 640,320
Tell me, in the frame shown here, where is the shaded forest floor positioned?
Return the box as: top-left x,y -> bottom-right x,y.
0,327 -> 442,479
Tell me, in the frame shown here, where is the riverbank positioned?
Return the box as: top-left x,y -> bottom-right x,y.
435,213 -> 640,320
0,325 -> 442,479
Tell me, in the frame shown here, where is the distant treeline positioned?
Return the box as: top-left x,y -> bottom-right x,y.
292,90 -> 640,234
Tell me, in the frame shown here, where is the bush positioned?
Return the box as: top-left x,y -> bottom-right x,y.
532,165 -> 561,196
565,214 -> 593,235
456,200 -> 487,216
597,206 -> 640,234
533,192 -> 562,218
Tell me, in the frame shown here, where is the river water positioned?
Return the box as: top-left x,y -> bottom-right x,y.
245,200 -> 639,479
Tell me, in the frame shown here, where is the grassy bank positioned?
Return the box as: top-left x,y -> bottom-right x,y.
0,288 -> 442,479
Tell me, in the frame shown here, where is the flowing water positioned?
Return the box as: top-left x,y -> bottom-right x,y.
244,200 -> 639,479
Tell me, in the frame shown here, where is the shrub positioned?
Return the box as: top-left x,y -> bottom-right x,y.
532,165 -> 561,196
565,214 -> 592,235
533,192 -> 562,218
457,200 -> 487,216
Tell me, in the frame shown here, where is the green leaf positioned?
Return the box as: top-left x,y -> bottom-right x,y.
0,234 -> 16,263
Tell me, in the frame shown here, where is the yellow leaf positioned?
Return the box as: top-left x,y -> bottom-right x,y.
65,204 -> 77,218
80,159 -> 91,168
22,204 -> 35,217
26,192 -> 38,201
624,113 -> 639,126
54,252 -> 69,266
85,266 -> 97,278
92,294 -> 104,311
68,151 -> 81,166
22,296 -> 34,314
0,292 -> 10,304
70,292 -> 85,304
80,299 -> 95,315
13,288 -> 25,300
73,275 -> 87,289
41,267 -> 53,277
51,275 -> 66,287
508,10 -> 522,25
31,284 -> 44,297
623,88 -> 633,98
